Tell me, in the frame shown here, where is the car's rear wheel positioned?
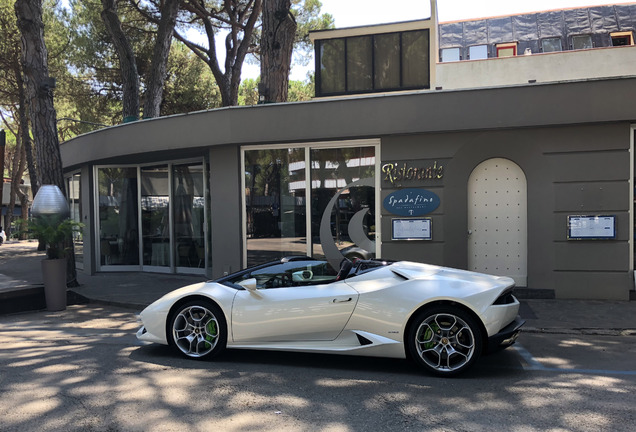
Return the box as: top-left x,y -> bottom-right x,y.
169,300 -> 226,359
408,305 -> 483,376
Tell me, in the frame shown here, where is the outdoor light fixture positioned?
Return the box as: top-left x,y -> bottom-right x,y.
31,185 -> 69,218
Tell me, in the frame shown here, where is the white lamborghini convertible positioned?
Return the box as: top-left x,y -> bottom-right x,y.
137,257 -> 524,376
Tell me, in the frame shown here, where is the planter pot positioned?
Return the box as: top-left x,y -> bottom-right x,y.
41,258 -> 67,311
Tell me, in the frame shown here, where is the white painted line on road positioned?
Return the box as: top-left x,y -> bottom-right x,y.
514,343 -> 548,371
513,343 -> 636,376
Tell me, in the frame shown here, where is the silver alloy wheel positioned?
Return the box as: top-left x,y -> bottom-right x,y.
414,312 -> 476,373
172,305 -> 220,358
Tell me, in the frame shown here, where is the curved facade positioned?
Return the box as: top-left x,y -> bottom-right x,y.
62,76 -> 636,300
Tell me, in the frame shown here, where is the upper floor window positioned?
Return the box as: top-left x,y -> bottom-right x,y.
572,34 -> 593,50
316,29 -> 430,97
496,42 -> 517,57
611,31 -> 634,46
541,37 -> 562,53
441,47 -> 460,62
468,45 -> 488,60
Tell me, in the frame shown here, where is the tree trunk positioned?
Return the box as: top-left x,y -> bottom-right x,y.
143,0 -> 181,118
15,0 -> 77,286
260,0 -> 296,103
15,0 -> 64,189
101,0 -> 140,122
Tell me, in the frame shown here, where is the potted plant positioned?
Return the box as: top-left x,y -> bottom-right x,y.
24,185 -> 83,311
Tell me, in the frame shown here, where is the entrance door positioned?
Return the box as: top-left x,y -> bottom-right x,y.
467,158 -> 527,286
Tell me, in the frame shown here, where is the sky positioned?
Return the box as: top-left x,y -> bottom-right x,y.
272,0 -> 628,80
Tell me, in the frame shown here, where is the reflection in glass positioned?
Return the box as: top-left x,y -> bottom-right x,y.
347,36 -> 373,92
319,39 -> 345,94
98,168 -> 139,266
402,30 -> 430,88
173,163 -> 205,269
311,147 -> 376,263
141,166 -> 169,267
374,33 -> 400,89
245,148 -> 306,266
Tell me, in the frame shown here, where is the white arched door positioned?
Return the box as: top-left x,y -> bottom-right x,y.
468,158 -> 527,286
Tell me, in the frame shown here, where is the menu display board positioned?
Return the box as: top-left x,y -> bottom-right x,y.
567,215 -> 616,240
392,218 -> 432,240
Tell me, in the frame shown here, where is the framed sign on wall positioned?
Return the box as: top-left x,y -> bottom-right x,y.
392,218 -> 432,240
567,215 -> 616,240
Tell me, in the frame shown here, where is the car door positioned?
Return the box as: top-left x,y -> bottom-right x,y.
231,280 -> 359,342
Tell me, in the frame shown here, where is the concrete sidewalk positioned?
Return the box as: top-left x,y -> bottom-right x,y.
1,240 -> 635,333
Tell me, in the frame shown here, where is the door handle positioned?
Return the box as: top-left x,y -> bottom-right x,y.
333,297 -> 352,303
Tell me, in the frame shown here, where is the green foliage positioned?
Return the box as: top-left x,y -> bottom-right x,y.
238,78 -> 260,106
161,43 -> 222,114
20,216 -> 84,260
288,77 -> 314,102
292,0 -> 335,65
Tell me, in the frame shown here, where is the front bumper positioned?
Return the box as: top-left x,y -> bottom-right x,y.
486,316 -> 525,354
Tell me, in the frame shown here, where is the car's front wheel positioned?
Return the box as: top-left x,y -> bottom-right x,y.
169,300 -> 227,359
408,305 -> 483,376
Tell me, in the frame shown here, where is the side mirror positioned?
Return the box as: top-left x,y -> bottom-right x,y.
237,278 -> 258,291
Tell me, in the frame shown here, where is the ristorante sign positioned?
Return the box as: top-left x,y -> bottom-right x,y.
382,161 -> 444,186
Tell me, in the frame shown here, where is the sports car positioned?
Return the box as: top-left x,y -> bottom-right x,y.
137,257 -> 524,376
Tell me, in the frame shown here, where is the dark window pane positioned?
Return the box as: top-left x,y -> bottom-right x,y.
319,39 -> 345,94
572,35 -> 593,50
402,30 -> 430,88
542,37 -> 562,52
346,36 -> 373,92
98,168 -> 139,266
374,33 -> 400,90
173,163 -> 205,269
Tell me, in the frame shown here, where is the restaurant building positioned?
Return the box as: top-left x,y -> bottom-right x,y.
61,2 -> 636,300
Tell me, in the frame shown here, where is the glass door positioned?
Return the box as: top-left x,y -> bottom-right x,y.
97,168 -> 140,270
141,166 -> 171,272
173,163 -> 206,274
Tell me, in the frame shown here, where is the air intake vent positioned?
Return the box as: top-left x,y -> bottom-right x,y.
356,334 -> 373,346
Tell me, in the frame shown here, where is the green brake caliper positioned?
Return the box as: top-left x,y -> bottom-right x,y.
422,324 -> 438,350
204,320 -> 217,348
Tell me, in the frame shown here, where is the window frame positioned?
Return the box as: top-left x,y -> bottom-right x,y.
496,42 -> 517,57
240,139 -> 381,269
541,37 -> 563,53
315,29 -> 430,97
571,34 -> 593,50
610,31 -> 634,46
468,44 -> 488,60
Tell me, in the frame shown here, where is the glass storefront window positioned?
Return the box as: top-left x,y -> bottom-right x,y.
173,163 -> 205,270
311,147 -> 376,268
244,148 -> 306,267
244,144 -> 377,271
98,168 -> 139,266
141,166 -> 170,267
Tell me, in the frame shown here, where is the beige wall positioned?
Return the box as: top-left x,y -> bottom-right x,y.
436,45 -> 636,90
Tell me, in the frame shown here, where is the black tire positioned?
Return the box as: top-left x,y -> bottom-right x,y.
407,305 -> 483,376
168,299 -> 227,359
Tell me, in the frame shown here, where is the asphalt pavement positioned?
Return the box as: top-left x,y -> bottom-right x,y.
1,240 -> 635,334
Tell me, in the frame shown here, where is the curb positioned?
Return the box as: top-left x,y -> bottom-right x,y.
523,327 -> 636,336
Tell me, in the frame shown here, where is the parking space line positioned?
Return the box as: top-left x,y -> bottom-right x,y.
513,343 -> 636,376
